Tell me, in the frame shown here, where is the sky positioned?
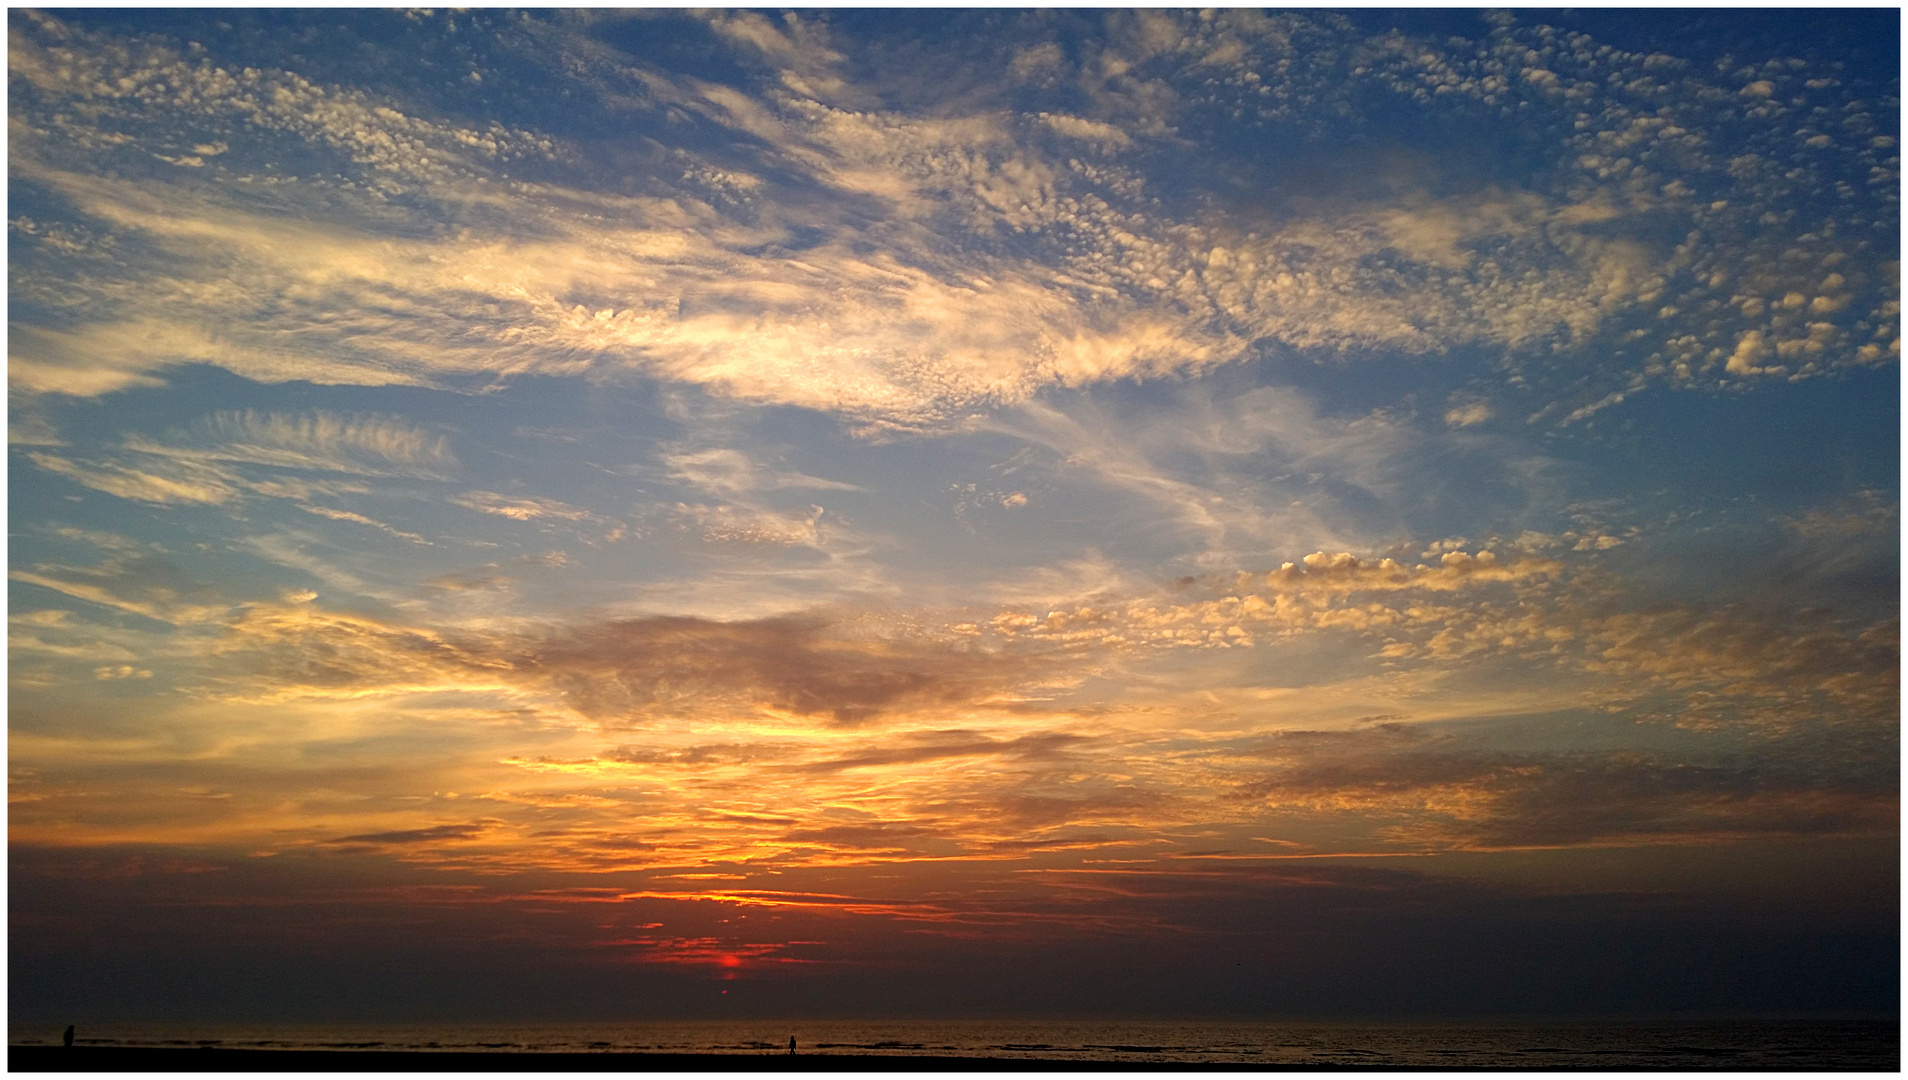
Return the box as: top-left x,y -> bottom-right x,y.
7,8 -> 1900,1023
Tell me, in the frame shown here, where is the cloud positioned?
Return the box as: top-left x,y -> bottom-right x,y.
6,323 -> 177,398
594,743 -> 795,768
8,410 -> 67,447
661,447 -> 861,498
1782,490 -> 1898,539
203,601 -> 511,702
1443,399 -> 1493,428
8,11 -> 558,188
1035,112 -> 1132,147
197,598 -> 1074,729
638,445 -> 863,549
702,10 -> 850,104
980,386 -> 1432,566
298,504 -> 430,545
977,549 -> 1564,655
330,823 -> 488,845
777,822 -> 937,852
6,312 -> 423,399
526,615 -> 1056,727
15,532 -> 1892,876
40,525 -> 144,552
450,491 -> 592,522
10,11 -> 1892,429
7,11 -> 1895,896
23,412 -> 454,542
93,665 -> 153,681
10,552 -> 224,626
647,502 -> 826,547
1577,608 -> 1899,732
782,730 -> 1089,776
27,450 -> 238,506
1231,725 -> 1897,850
195,527 -> 1893,742
133,411 -> 458,479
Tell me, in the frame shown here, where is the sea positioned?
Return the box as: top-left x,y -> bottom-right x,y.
8,1018 -> 1898,1069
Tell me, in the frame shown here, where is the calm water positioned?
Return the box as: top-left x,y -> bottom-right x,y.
10,1018 -> 1897,1068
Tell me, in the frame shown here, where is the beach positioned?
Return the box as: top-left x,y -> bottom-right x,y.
8,1019 -> 1897,1072
10,1047 -> 1302,1072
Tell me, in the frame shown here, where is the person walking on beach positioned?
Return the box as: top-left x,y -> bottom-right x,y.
63,1026 -> 74,1047
789,1036 -> 797,1055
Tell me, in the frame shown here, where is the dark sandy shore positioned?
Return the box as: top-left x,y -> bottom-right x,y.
10,1044 -> 1890,1072
9,1047 -> 1322,1072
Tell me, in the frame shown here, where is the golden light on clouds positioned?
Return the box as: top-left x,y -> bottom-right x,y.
8,8 -> 1896,1021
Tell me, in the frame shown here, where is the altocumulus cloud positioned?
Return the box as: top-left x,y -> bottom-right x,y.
8,10 -> 1896,430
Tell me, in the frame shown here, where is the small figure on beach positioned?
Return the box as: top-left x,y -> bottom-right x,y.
63,1026 -> 74,1047
789,1036 -> 797,1055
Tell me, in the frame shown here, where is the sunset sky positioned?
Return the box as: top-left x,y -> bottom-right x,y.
9,8 -> 1899,1022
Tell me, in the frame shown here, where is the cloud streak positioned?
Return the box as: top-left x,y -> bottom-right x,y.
10,11 -> 1894,428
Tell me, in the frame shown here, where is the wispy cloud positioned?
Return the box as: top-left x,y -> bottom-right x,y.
1229,724 -> 1897,850
331,823 -> 489,846
24,413 -> 456,540
26,450 -> 238,506
11,11 -> 1892,428
139,411 -> 457,478
450,491 -> 592,522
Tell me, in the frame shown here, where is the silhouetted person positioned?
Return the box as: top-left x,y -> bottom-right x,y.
789,1036 -> 797,1055
63,1026 -> 74,1048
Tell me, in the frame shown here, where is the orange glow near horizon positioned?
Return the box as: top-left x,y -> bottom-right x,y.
8,7 -> 1896,1023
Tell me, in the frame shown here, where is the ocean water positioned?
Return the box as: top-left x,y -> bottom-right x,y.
10,1018 -> 1897,1068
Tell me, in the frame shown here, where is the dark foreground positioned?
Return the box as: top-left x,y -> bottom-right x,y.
14,1048 -> 1288,1071
8,1045 -> 1898,1072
